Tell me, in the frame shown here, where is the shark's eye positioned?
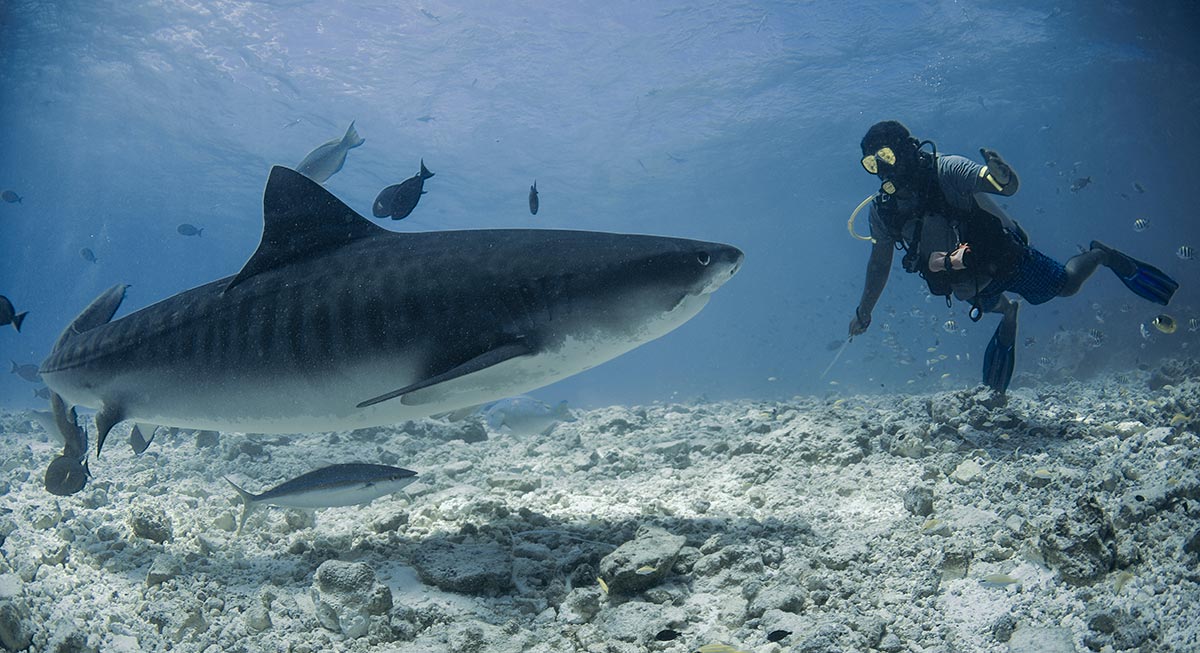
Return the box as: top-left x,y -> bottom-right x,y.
697,252 -> 711,266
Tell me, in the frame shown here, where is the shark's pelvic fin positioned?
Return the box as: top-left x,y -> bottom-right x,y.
225,166 -> 390,294
130,422 -> 156,455
95,403 -> 126,457
357,341 -> 535,408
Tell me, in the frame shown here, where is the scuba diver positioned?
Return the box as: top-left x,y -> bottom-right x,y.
846,120 -> 1178,394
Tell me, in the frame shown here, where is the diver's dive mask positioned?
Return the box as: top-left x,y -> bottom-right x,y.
862,146 -> 899,195
860,147 -> 896,175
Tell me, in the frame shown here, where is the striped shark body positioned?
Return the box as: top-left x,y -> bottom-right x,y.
40,166 -> 742,455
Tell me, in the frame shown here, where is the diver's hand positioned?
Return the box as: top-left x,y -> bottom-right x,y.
979,148 -> 1013,186
849,307 -> 871,336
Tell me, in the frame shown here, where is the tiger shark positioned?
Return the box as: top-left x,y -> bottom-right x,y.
40,166 -> 742,456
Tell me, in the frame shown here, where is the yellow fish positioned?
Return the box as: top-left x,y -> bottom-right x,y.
597,577 -> 609,594
979,573 -> 1021,588
697,645 -> 750,653
635,566 -> 657,575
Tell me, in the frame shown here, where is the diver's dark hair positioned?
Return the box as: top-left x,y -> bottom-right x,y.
861,120 -> 918,155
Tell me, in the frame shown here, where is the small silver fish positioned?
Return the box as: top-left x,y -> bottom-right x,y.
943,319 -> 957,333
225,463 -> 417,534
1133,218 -> 1149,232
1070,176 -> 1092,192
177,223 -> 203,237
1189,317 -> 1199,332
1133,181 -> 1145,194
80,247 -> 97,263
1177,245 -> 1194,261
1,190 -> 22,204
529,180 -> 539,215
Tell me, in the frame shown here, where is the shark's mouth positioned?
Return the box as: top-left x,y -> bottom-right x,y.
696,258 -> 741,296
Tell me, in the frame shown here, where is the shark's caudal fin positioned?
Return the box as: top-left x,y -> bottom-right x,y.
224,477 -> 259,535
224,167 -> 389,293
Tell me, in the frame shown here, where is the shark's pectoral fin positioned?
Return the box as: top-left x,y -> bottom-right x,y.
357,341 -> 535,409
130,423 -> 156,455
95,403 -> 126,457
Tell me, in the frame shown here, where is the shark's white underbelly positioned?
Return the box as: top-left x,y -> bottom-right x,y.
55,293 -> 711,435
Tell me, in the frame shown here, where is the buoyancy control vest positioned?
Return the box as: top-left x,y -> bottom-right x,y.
876,154 -> 1029,311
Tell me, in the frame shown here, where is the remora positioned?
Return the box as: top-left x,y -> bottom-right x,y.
40,166 -> 742,453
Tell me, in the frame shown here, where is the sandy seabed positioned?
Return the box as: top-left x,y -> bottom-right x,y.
1,363 -> 1198,653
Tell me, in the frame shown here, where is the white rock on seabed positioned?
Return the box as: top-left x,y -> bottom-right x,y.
0,364 -> 1199,652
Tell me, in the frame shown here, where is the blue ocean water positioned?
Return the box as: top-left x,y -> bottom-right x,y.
1,1 -> 1197,410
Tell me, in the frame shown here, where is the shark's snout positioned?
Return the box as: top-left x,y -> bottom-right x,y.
695,243 -> 743,295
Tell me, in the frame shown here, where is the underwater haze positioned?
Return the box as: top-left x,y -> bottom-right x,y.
1,0 -> 1198,409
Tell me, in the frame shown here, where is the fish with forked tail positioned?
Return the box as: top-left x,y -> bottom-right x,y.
529,180 -> 539,215
225,463 -> 417,533
0,295 -> 27,332
44,391 -> 90,496
11,361 -> 41,383
296,121 -> 365,183
373,160 -> 434,220
483,396 -> 574,435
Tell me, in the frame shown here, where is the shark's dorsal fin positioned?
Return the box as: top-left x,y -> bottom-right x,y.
225,166 -> 388,293
70,284 -> 128,335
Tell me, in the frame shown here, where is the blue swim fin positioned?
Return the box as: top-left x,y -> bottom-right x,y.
982,321 -> 1015,394
1091,241 -> 1178,306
